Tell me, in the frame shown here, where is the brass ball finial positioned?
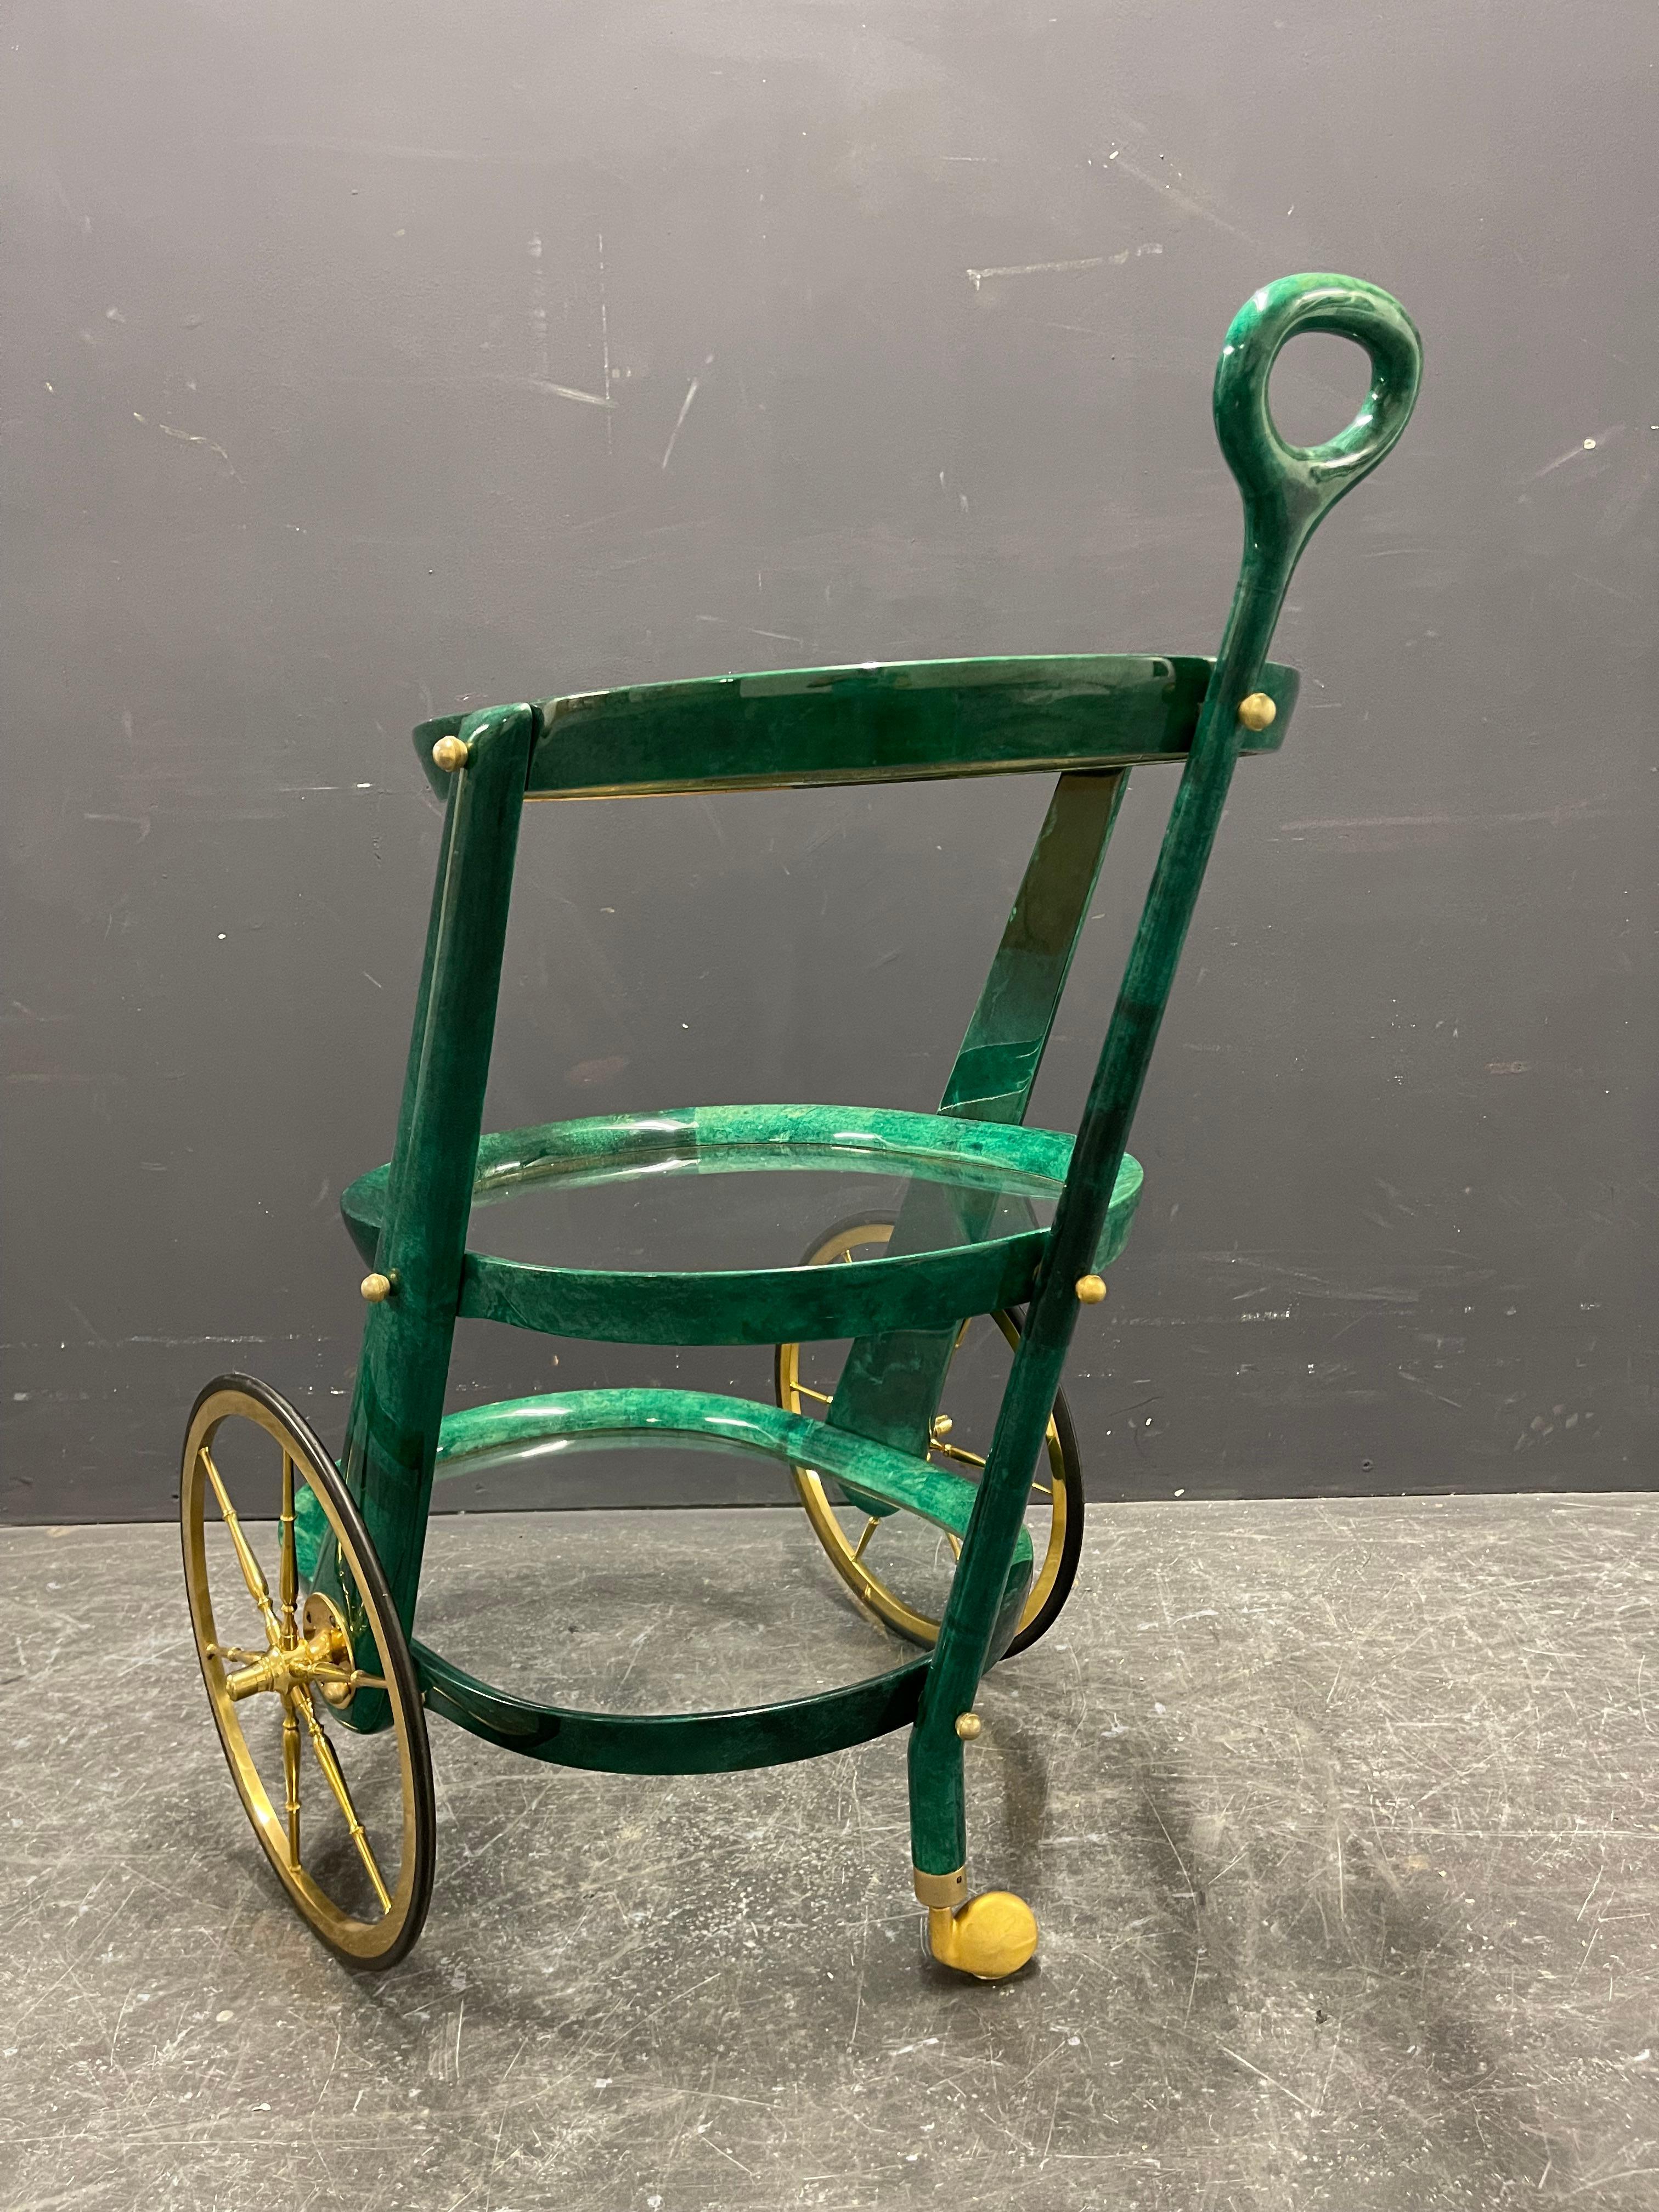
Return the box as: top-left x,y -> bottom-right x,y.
360,1272 -> 394,1304
1237,692 -> 1277,733
1075,1273 -> 1108,1305
932,1415 -> 953,1439
955,1712 -> 982,1740
431,735 -> 470,774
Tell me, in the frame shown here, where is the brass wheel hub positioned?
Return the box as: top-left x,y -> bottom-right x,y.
221,1593 -> 358,1707
303,1593 -> 359,1708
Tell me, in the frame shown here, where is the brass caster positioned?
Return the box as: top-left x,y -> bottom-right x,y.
926,1891 -> 1039,1981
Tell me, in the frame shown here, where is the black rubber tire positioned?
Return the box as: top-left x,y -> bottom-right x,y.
1000,1302 -> 1085,1656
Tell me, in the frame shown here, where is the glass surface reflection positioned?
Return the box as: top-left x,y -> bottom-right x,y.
467,1143 -> 1055,1274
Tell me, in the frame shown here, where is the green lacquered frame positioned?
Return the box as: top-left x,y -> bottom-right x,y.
302,275 -> 1421,1897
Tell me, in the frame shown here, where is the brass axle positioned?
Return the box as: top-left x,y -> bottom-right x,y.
224,1613 -> 380,1704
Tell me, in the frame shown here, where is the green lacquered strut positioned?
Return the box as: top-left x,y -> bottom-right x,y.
304,274 -> 1418,1959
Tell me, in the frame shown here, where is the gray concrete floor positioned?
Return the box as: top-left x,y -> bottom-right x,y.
5,1497 -> 1659,2211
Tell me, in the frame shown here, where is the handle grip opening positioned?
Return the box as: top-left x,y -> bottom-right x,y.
1213,273 -> 1423,562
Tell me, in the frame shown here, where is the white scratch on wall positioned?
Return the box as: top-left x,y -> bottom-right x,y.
967,256 -> 1105,289
661,370 -> 707,470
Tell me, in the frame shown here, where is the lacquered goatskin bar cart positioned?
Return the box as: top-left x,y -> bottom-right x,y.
180,273 -> 1422,1971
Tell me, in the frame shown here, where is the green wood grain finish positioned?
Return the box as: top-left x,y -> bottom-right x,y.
478,1101 -> 1083,1189
1215,278 -> 1423,578
824,1176 -> 1020,1462
410,1387 -> 1029,1774
338,1104 -> 1145,1347
432,1389 -> 1031,1576
413,1640 -> 936,1775
941,769 -> 1129,1124
413,653 -> 1299,803
460,1232 -> 1047,1346
296,1375 -> 1033,1608
343,1102 -> 1092,1227
905,274 -> 1422,1877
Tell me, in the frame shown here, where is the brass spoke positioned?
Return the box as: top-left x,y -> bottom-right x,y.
200,1448 -> 283,1647
792,1383 -> 833,1406
851,1516 -> 879,1564
281,1695 -> 302,1864
278,1454 -> 298,1652
307,1665 -> 388,1694
934,1438 -> 988,1470
293,1686 -> 392,1914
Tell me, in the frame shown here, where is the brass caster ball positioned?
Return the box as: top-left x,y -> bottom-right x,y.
927,1891 -> 1039,1980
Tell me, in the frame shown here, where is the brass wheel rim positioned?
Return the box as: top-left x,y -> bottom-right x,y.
778,1221 -> 1069,1645
180,1383 -> 427,1965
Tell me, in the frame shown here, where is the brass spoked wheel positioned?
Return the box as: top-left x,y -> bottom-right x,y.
776,1216 -> 1084,1656
180,1374 -> 436,1969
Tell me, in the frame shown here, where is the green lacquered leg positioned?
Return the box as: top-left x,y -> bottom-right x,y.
907,1435 -> 1046,1979
908,1385 -> 1054,1882
321,703 -> 538,1730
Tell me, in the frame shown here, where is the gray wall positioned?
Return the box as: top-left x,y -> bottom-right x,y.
4,2 -> 1655,1521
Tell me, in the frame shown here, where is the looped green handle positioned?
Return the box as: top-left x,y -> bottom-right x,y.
1213,273 -> 1422,567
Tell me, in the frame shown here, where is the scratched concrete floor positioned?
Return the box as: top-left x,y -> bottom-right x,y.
4,1497 -> 1659,2211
